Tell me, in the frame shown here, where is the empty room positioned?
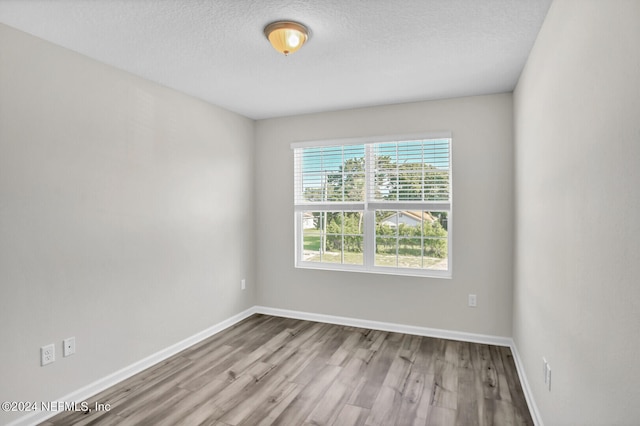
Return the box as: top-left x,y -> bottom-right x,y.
1,1 -> 638,425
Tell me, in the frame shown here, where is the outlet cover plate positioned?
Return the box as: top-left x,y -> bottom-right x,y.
468,294 -> 477,307
63,337 -> 76,357
545,362 -> 551,391
41,344 -> 55,366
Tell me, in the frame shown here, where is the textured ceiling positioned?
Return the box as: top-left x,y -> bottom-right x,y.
0,0 -> 552,119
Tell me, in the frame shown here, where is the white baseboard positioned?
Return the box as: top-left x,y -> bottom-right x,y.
254,305 -> 513,347
510,341 -> 544,426
9,305 -> 541,426
7,306 -> 258,426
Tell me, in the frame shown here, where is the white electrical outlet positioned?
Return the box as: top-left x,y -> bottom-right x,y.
546,362 -> 552,391
241,279 -> 246,290
542,357 -> 552,391
468,294 -> 477,307
41,344 -> 55,366
63,337 -> 76,357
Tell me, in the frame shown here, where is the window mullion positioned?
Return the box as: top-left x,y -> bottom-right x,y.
363,210 -> 375,268
341,212 -> 345,264
341,146 -> 345,203
364,144 -> 374,268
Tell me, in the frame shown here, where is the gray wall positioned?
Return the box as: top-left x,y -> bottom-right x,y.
255,94 -> 515,337
513,1 -> 640,424
0,24 -> 255,424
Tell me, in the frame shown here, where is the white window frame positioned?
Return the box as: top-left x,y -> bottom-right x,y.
293,132 -> 452,278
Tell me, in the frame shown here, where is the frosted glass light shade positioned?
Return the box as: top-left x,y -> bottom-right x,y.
264,21 -> 309,56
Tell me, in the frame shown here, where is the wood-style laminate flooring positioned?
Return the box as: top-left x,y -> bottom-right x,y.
42,314 -> 533,426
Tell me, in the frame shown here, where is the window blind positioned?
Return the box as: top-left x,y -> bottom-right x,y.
294,144 -> 366,207
294,138 -> 450,207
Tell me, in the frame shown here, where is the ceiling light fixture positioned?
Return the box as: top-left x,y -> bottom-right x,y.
264,21 -> 309,56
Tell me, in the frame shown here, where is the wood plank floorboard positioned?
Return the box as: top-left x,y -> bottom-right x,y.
41,314 -> 533,426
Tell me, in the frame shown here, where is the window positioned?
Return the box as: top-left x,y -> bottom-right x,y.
293,134 -> 451,278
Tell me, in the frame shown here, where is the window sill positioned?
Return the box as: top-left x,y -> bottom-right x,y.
295,261 -> 452,279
